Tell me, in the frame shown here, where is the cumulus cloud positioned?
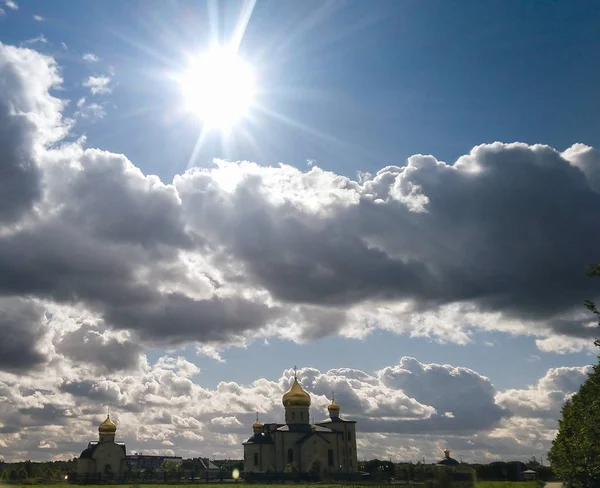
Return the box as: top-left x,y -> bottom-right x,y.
33,14 -> 44,21
82,75 -> 111,94
496,365 -> 591,419
0,42 -> 66,225
0,39 -> 599,462
377,358 -> 506,433
0,359 -> 590,462
1,42 -> 600,371
0,298 -> 48,373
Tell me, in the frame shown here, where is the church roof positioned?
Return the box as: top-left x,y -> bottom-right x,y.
297,431 -> 332,445
80,441 -> 126,459
317,416 -> 356,424
80,445 -> 97,459
242,432 -> 275,445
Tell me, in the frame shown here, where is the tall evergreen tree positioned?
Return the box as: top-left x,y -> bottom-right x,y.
547,265 -> 600,488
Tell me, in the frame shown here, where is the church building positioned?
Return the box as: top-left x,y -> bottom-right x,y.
77,415 -> 127,480
242,373 -> 358,474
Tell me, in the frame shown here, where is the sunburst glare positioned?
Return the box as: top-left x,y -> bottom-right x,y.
177,45 -> 256,132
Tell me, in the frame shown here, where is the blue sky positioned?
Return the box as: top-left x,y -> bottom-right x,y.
4,0 -> 600,180
1,0 -> 600,463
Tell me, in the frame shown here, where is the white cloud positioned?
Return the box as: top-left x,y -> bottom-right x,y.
2,0 -> 17,10
535,335 -> 597,354
82,75 -> 111,94
33,14 -> 44,21
2,41 -> 600,358
22,34 -> 48,46
0,355 -> 590,462
0,40 -> 599,463
74,97 -> 106,120
496,365 -> 591,418
82,53 -> 99,62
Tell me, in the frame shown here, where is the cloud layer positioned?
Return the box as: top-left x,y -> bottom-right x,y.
0,42 -> 598,461
0,357 -> 591,462
2,40 -> 600,371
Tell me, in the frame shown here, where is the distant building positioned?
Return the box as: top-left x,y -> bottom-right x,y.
242,371 -> 358,474
126,454 -> 182,470
186,458 -> 220,479
77,415 -> 127,481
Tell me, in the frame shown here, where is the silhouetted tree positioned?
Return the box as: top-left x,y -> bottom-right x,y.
547,264 -> 600,488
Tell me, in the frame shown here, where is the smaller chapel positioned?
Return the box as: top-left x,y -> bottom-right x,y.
77,415 -> 127,481
243,372 -> 358,474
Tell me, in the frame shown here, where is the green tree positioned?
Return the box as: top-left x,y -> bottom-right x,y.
17,468 -> 28,480
547,264 -> 600,488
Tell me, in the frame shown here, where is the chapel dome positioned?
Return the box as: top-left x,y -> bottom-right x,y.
438,448 -> 460,466
282,377 -> 311,407
328,399 -> 341,413
98,415 -> 117,434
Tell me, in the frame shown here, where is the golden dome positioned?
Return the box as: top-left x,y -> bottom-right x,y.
252,413 -> 263,430
98,415 -> 117,434
282,377 -> 311,407
328,399 -> 341,413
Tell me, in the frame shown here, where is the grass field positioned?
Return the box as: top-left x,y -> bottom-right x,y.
3,482 -> 549,488
475,483 -> 547,488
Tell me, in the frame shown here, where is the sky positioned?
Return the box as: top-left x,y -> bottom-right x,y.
0,0 -> 600,465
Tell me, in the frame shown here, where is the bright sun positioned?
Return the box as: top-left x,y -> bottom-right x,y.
178,46 -> 256,131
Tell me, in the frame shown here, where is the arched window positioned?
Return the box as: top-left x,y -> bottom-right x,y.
300,411 -> 303,420
292,412 -> 295,421
254,453 -> 258,466
288,448 -> 294,463
328,449 -> 334,467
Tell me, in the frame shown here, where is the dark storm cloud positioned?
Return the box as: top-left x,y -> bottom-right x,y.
0,298 -> 48,372
2,41 -> 600,354
46,148 -> 193,249
0,65 -> 41,223
59,380 -> 122,404
56,324 -> 145,373
0,221 -> 276,348
105,293 -> 278,345
175,144 -> 600,339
